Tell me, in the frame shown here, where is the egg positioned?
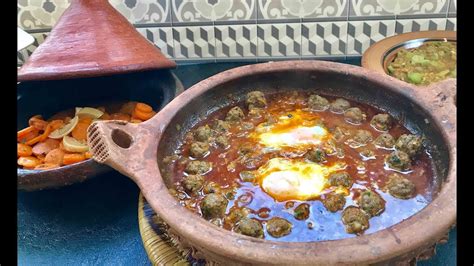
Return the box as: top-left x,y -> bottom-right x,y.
251,109 -> 329,150
256,158 -> 346,201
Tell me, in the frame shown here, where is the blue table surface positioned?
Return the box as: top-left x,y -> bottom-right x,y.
18,60 -> 456,265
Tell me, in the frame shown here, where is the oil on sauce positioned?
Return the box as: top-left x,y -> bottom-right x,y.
168,92 -> 435,242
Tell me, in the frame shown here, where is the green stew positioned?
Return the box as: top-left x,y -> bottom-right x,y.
387,41 -> 456,86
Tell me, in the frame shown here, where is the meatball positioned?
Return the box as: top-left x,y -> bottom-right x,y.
370,114 -> 392,131
246,91 -> 267,109
306,148 -> 326,163
213,120 -> 230,133
189,141 -> 210,158
236,217 -> 264,238
308,95 -> 330,111
225,207 -> 250,226
203,181 -> 221,194
266,217 -> 292,238
182,174 -> 204,193
341,206 -> 369,234
248,108 -> 264,118
330,98 -> 351,113
200,193 -> 228,220
185,160 -> 212,175
385,150 -> 411,171
241,122 -> 254,131
328,171 -> 353,188
357,190 -> 385,217
344,107 -> 366,124
333,126 -> 349,142
195,125 -> 212,142
225,106 -> 245,122
374,133 -> 395,149
395,134 -> 423,157
386,173 -> 416,199
353,129 -> 373,145
215,135 -> 229,148
322,139 -> 338,155
322,193 -> 346,212
294,203 -> 310,220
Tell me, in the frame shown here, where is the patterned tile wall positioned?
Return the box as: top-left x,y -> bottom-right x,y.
17,0 -> 456,65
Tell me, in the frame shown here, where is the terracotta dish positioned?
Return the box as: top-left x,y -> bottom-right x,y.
18,69 -> 182,191
362,30 -> 456,85
88,61 -> 455,264
17,0 -> 176,82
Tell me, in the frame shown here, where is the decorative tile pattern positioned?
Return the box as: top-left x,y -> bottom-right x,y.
350,0 -> 448,18
395,18 -> 447,34
258,0 -> 348,20
301,22 -> 347,56
172,26 -> 216,59
172,0 -> 256,24
350,0 -> 396,18
448,0 -> 456,16
18,0 -> 71,30
16,1 -> 456,64
109,0 -> 171,24
397,0 -> 448,17
347,20 -> 396,55
446,18 -> 456,31
257,23 -> 301,57
137,27 -> 174,58
17,0 -> 171,30
215,25 -> 257,58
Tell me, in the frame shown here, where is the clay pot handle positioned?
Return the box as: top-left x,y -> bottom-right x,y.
87,120 -> 161,184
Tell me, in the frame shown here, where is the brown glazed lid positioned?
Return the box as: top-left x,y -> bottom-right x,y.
17,0 -> 176,82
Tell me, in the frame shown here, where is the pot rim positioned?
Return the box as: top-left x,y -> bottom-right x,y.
17,70 -> 184,191
96,60 -> 456,264
361,30 -> 456,86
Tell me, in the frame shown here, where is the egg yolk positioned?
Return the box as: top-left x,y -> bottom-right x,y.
256,158 -> 346,201
251,109 -> 329,150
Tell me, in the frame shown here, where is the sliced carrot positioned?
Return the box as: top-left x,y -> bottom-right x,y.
18,143 -> 32,157
18,126 -> 37,140
32,138 -> 60,156
29,115 -> 48,131
25,122 -> 53,146
34,163 -> 60,170
44,148 -> 65,165
18,129 -> 40,143
18,156 -> 42,168
135,102 -> 153,113
132,109 -> 155,121
84,151 -> 93,159
62,153 -> 86,165
79,116 -> 93,125
72,122 -> 90,141
110,113 -> 131,122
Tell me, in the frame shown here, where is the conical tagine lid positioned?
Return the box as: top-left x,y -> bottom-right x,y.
18,0 -> 176,82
